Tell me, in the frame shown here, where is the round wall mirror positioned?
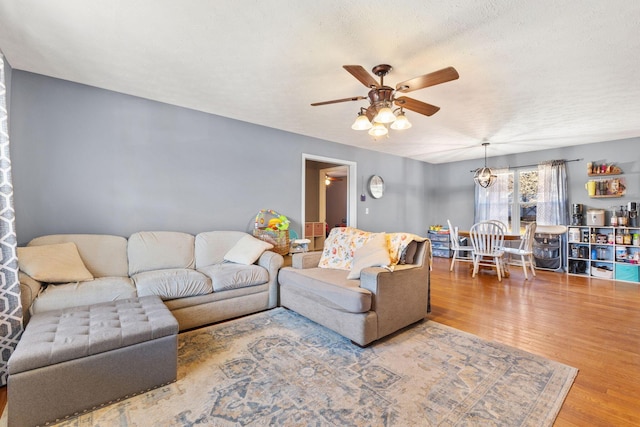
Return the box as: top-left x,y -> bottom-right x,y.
368,175 -> 385,199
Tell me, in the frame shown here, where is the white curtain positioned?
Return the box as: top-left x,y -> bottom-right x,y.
537,160 -> 569,225
474,167 -> 510,225
0,52 -> 23,386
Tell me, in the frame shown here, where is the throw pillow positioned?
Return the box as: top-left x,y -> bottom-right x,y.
387,233 -> 427,265
318,227 -> 357,270
223,234 -> 273,265
17,242 -> 94,283
400,240 -> 418,264
347,233 -> 391,279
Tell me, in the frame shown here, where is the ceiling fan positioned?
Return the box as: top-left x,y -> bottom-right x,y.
311,64 -> 459,135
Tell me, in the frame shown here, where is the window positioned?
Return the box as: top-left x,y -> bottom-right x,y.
475,161 -> 568,230
507,169 -> 538,233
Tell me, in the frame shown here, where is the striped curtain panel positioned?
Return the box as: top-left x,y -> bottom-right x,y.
0,52 -> 23,386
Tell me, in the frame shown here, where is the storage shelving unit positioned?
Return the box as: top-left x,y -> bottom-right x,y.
304,222 -> 326,251
533,227 -> 565,271
428,230 -> 452,258
567,225 -> 640,283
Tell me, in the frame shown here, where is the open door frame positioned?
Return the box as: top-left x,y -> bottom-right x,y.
302,154 -> 357,238
318,165 -> 347,225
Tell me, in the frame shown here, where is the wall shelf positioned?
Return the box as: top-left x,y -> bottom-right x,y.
590,194 -> 624,199
588,172 -> 623,177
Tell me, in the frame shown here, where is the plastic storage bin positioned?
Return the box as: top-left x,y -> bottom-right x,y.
615,264 -> 640,282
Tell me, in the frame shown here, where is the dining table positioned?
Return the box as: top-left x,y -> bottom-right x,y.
457,230 -> 523,277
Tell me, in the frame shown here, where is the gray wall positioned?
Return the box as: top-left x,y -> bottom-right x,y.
8,71 -> 433,244
7,70 -> 639,245
433,137 -> 640,230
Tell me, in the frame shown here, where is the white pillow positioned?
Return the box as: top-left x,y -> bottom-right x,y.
347,233 -> 391,279
224,235 -> 274,265
17,242 -> 94,283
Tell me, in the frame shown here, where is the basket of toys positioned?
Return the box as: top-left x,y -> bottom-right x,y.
253,209 -> 290,256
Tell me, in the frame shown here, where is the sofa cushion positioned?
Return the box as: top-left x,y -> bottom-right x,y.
17,242 -> 94,283
198,263 -> 269,292
347,233 -> 391,279
278,267 -> 372,313
28,234 -> 129,278
133,268 -> 212,300
195,231 -> 247,268
224,235 -> 273,265
30,277 -> 137,315
128,231 -> 195,276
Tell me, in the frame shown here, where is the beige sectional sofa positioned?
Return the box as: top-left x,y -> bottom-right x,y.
278,227 -> 431,346
18,230 -> 283,330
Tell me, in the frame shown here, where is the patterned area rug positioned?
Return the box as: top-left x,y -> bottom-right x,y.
48,307 -> 576,426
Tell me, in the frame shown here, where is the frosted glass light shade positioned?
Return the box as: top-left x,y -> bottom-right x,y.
373,107 -> 396,124
351,114 -> 372,130
368,122 -> 388,137
390,113 -> 412,130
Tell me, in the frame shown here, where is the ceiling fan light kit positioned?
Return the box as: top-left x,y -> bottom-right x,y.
474,142 -> 497,188
313,63 -> 459,139
368,122 -> 389,137
373,106 -> 396,124
390,112 -> 412,130
351,109 -> 373,130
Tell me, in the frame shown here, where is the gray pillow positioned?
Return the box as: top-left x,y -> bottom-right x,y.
400,240 -> 418,264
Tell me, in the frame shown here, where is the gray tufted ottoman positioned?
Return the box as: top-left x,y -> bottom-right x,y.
7,295 -> 179,426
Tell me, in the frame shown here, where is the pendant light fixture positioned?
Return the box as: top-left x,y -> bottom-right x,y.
474,142 -> 496,188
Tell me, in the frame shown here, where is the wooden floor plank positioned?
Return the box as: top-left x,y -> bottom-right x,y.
429,257 -> 640,427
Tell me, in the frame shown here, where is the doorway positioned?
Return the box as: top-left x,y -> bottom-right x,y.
302,154 -> 357,239
320,165 -> 348,230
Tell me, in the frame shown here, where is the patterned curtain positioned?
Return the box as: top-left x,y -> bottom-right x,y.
474,167 -> 510,225
0,52 -> 23,386
537,160 -> 569,226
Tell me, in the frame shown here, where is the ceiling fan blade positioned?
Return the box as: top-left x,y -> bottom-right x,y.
311,96 -> 366,106
395,67 -> 459,93
343,65 -> 380,88
395,96 -> 440,116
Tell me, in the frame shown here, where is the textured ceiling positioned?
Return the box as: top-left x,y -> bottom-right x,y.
1,1 -> 639,164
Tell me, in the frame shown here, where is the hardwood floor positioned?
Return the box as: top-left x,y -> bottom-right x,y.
1,257 -> 638,424
428,256 -> 640,426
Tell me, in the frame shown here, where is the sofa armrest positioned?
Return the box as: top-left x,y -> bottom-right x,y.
359,257 -> 430,339
291,251 -> 322,269
258,250 -> 284,272
258,250 -> 284,308
19,272 -> 43,325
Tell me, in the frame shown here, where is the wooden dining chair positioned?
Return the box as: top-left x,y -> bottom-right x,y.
469,221 -> 506,281
486,220 -> 508,233
502,222 -> 537,279
447,219 -> 474,271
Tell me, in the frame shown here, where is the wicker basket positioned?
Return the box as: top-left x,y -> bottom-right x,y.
253,227 -> 290,256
